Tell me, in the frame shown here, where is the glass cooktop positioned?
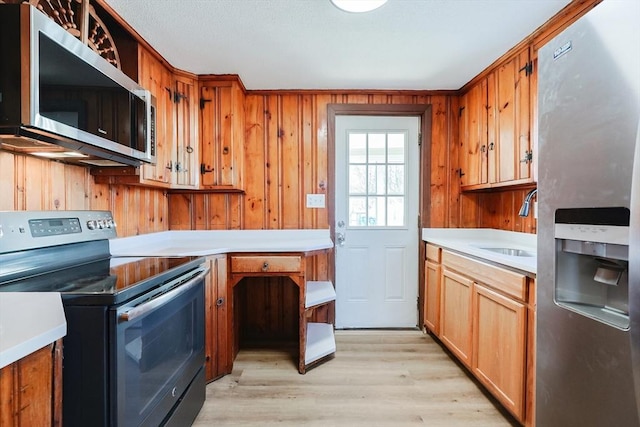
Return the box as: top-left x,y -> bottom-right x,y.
0,256 -> 203,305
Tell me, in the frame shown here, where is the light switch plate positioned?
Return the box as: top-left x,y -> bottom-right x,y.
306,194 -> 325,208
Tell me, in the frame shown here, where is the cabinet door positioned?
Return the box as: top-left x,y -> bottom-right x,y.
204,255 -> 231,381
424,259 -> 441,335
440,268 -> 473,367
473,283 -> 526,421
0,342 -> 61,426
459,78 -> 489,187
491,48 -> 532,184
139,47 -> 173,185
199,81 -> 245,188
174,76 -> 198,187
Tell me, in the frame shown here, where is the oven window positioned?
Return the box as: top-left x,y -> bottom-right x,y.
115,279 -> 204,426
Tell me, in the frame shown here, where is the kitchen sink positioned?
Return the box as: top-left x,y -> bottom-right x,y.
479,247 -> 535,257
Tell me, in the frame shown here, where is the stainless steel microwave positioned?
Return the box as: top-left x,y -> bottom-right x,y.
0,4 -> 155,167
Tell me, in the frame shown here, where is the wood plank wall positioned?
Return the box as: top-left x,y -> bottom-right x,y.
166,91 -> 535,341
168,91 -> 535,233
0,151 -> 168,237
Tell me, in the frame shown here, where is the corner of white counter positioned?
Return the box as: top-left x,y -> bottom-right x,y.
0,293 -> 67,369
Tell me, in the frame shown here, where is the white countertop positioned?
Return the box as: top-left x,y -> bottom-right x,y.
422,228 -> 537,274
0,293 -> 67,369
109,229 -> 334,257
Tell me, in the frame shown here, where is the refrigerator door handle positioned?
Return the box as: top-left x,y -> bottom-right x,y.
629,122 -> 640,415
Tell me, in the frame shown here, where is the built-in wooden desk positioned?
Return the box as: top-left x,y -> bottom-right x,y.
228,249 -> 335,374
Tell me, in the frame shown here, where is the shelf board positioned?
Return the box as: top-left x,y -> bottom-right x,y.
305,322 -> 336,365
305,281 -> 336,309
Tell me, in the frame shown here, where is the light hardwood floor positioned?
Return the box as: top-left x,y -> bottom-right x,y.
193,330 -> 518,426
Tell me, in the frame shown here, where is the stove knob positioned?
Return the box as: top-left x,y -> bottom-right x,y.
87,220 -> 97,230
98,220 -> 106,229
107,219 -> 115,228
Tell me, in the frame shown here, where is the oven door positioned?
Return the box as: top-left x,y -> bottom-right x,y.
112,266 -> 207,426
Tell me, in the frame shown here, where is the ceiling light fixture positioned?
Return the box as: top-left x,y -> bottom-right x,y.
330,0 -> 388,13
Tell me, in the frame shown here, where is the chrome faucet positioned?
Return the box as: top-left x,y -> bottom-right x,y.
518,188 -> 538,217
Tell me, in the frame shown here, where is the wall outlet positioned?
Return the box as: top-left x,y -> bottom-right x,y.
306,194 -> 325,208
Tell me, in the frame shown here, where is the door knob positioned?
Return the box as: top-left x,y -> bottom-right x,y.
337,220 -> 345,228
336,232 -> 345,246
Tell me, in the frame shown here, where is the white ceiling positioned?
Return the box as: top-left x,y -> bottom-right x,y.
102,0 -> 572,91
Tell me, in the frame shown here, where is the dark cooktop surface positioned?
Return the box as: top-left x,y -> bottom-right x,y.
0,256 -> 203,305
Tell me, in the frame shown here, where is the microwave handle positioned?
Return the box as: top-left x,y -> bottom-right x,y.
119,267 -> 209,322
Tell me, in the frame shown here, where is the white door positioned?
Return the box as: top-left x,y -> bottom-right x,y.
335,115 -> 420,328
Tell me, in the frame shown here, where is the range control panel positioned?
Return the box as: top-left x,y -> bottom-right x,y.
0,210 -> 117,254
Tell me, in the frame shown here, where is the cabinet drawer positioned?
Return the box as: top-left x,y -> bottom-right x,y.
231,255 -> 302,273
426,244 -> 441,263
442,250 -> 527,301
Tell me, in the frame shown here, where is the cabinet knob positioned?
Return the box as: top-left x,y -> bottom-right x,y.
216,297 -> 224,307
262,261 -> 269,271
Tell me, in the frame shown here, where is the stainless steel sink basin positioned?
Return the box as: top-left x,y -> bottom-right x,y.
479,247 -> 535,257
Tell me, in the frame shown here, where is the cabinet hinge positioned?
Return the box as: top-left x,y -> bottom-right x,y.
200,163 -> 214,175
458,106 -> 465,117
174,92 -> 187,104
200,98 -> 212,110
519,61 -> 533,76
520,150 -> 533,164
418,133 -> 422,146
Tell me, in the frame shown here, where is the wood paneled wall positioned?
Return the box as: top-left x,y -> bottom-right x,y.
168,90 -> 535,234
0,151 -> 168,237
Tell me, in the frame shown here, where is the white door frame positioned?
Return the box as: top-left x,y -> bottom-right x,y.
326,104 -> 432,327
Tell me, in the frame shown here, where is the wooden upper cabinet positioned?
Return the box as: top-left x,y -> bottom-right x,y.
459,45 -> 533,190
139,47 -> 174,186
94,49 -> 199,189
174,74 -> 199,188
459,78 -> 489,187
199,79 -> 245,189
491,47 -> 533,185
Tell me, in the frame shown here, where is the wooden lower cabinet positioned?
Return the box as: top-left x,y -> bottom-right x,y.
0,340 -> 62,427
425,248 -> 535,426
472,283 -> 526,420
204,254 -> 232,381
424,244 -> 441,334
439,268 -> 473,367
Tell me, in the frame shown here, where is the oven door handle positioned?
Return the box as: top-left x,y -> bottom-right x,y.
119,267 -> 209,322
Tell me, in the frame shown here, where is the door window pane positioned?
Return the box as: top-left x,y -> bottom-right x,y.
348,133 -> 367,163
387,197 -> 405,226
349,196 -> 367,226
368,165 -> 386,195
388,133 -> 405,163
368,133 -> 386,164
346,130 -> 408,227
387,165 -> 404,195
349,165 -> 366,194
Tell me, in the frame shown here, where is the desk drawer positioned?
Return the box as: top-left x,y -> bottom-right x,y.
231,255 -> 302,273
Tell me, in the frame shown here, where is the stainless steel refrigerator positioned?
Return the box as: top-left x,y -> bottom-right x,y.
537,1 -> 640,425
